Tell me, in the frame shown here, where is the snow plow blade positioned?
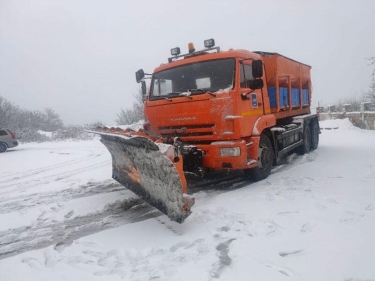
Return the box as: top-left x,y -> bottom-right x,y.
89,127 -> 194,223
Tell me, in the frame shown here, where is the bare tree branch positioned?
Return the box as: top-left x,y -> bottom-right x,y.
116,89 -> 145,125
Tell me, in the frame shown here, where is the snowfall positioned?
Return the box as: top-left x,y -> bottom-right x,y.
0,118 -> 374,281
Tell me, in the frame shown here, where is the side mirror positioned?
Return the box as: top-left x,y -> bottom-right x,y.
248,79 -> 264,90
141,81 -> 147,97
252,60 -> 263,79
135,69 -> 145,83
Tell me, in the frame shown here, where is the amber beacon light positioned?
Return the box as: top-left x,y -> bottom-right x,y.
188,42 -> 195,54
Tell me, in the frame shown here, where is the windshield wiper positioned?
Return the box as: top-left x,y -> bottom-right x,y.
188,88 -> 216,97
165,92 -> 181,96
165,91 -> 193,100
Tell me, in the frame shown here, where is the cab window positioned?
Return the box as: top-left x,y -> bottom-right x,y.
240,63 -> 253,88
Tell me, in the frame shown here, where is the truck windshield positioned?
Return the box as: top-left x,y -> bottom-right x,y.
150,58 -> 235,100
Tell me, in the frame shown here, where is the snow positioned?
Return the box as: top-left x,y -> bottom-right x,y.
214,86 -> 232,94
319,117 -> 360,131
225,115 -> 241,119
271,127 -> 286,132
252,118 -> 261,135
211,141 -> 237,146
180,91 -> 192,97
1,119 -> 375,280
37,130 -> 53,138
115,120 -> 145,131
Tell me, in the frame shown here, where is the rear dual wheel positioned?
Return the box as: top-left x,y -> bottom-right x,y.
297,124 -> 311,155
310,119 -> 319,151
297,118 -> 319,155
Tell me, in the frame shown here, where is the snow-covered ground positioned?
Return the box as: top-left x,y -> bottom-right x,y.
0,119 -> 375,281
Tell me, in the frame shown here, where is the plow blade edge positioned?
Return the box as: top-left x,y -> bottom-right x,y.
97,131 -> 194,223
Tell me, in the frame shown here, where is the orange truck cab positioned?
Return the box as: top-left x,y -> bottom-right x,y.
136,39 -> 319,181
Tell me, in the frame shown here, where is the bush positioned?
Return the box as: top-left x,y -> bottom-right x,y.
0,95 -> 102,142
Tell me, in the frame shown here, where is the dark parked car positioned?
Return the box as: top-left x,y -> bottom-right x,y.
0,129 -> 19,153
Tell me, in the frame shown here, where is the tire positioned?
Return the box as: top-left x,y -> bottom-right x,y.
297,123 -> 311,155
310,119 -> 319,151
0,142 -> 7,153
244,134 -> 274,181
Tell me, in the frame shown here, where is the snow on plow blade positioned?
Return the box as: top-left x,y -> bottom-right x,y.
89,127 -> 194,223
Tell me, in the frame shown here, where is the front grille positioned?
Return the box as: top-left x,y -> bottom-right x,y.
158,124 -> 215,138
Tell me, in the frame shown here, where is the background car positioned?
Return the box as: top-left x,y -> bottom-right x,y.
0,129 -> 19,153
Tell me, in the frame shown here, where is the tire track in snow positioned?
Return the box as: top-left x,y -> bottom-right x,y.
0,160 -> 111,194
0,150 -> 319,260
0,180 -> 123,215
0,173 -> 252,261
0,198 -> 159,260
187,152 -> 318,194
0,149 -> 100,185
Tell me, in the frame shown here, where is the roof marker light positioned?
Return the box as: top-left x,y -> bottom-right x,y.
204,38 -> 215,48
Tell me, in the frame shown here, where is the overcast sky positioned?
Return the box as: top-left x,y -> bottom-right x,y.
1,0 -> 375,125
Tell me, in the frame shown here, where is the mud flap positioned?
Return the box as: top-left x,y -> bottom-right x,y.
96,131 -> 194,223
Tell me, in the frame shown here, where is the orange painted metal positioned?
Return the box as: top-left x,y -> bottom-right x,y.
144,49 -> 312,172
259,52 -> 312,115
92,47 -> 313,222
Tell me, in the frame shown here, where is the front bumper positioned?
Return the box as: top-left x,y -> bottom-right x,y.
196,137 -> 260,170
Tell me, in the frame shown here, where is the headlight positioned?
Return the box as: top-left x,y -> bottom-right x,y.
220,147 -> 240,157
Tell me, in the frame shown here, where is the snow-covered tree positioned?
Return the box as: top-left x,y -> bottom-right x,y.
42,108 -> 64,131
369,57 -> 375,76
367,57 -> 375,102
0,96 -> 17,128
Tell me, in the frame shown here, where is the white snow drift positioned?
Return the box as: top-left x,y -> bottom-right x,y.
0,118 -> 374,281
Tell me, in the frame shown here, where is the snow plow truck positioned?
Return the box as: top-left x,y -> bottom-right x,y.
91,39 -> 319,223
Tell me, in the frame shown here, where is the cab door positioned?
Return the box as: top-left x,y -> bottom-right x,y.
238,61 -> 264,136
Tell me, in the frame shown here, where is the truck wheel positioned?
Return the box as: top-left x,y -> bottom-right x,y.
297,124 -> 311,155
310,119 -> 319,151
244,134 -> 274,181
0,142 -> 7,153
